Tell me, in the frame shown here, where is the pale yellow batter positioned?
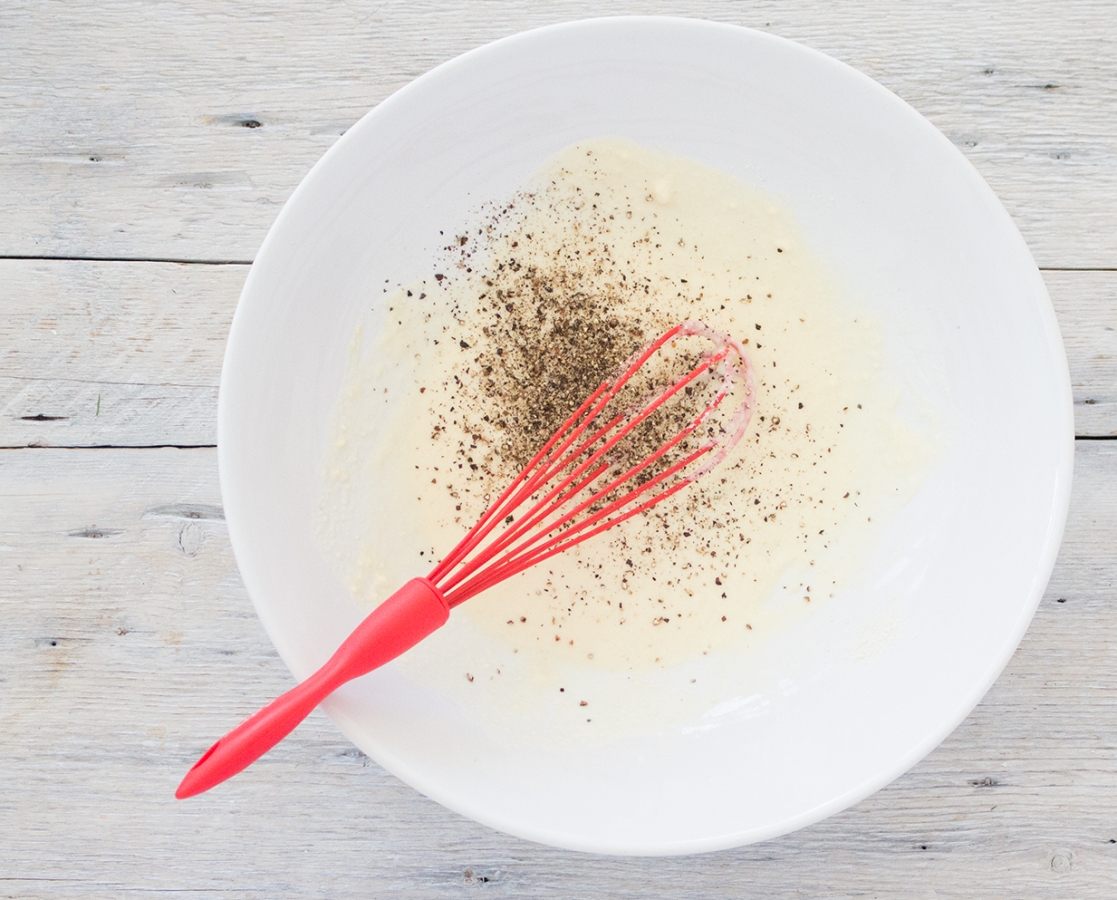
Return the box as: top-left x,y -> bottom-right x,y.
317,138 -> 935,742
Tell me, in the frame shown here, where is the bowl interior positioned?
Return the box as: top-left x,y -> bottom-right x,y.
218,18 -> 1072,854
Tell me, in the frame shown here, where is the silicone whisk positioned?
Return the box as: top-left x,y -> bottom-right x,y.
176,321 -> 754,798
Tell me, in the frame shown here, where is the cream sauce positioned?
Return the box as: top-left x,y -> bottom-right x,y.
317,138 -> 936,743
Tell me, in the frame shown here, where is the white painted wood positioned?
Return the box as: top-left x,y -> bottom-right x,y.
1047,270 -> 1117,437
0,259 -> 243,447
4,262 -> 1112,446
0,442 -> 1113,897
1,0 -> 1115,266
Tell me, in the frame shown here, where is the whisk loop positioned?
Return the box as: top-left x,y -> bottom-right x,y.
432,320 -> 755,605
177,320 -> 754,799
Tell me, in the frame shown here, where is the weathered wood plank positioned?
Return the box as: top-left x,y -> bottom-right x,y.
1,0 -> 1115,267
1048,270 -> 1117,437
2,261 -> 1112,446
0,260 -> 243,447
0,441 -> 1114,896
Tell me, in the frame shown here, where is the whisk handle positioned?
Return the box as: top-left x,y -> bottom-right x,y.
175,578 -> 449,799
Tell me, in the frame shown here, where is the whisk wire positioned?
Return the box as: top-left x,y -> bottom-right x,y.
427,381 -> 611,584
431,391 -> 615,591
446,443 -> 712,603
464,416 -> 702,586
437,328 -> 716,597
435,323 -> 746,606
444,432 -> 695,602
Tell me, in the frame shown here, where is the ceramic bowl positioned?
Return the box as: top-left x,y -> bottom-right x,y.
218,17 -> 1073,854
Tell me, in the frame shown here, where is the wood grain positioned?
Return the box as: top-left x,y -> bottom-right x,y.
1,0 -> 1115,266
1048,270 -> 1117,437
0,442 -> 1114,897
0,259 -> 243,448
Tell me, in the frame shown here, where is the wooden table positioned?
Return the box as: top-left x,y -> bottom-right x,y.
3,2 -> 1115,896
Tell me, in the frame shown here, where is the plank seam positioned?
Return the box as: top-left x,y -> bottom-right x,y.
0,255 -> 252,266
0,444 -> 218,451
1039,267 -> 1117,273
2,256 -> 1116,273
1,438 -> 1112,451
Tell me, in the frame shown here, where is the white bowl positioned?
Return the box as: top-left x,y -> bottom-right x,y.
218,17 -> 1073,854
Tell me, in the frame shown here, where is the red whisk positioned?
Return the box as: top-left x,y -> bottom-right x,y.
176,320 -> 755,799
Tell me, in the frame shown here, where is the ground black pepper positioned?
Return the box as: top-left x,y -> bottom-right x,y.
374,140 -> 888,667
